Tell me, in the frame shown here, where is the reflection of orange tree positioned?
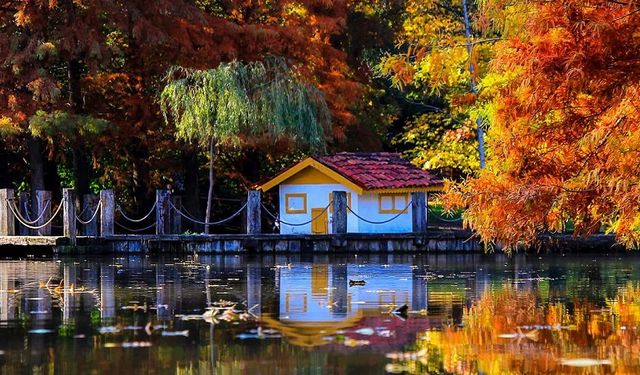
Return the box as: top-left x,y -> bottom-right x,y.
391,284 -> 640,374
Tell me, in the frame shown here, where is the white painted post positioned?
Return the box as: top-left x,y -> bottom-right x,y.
35,190 -> 52,236
247,191 -> 261,235
63,188 -> 76,245
411,192 -> 427,233
332,191 -> 347,234
156,190 -> 170,235
18,192 -> 30,236
0,189 -> 15,236
100,190 -> 115,237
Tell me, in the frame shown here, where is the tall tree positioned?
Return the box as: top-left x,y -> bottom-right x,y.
160,58 -> 330,233
445,0 -> 640,250
378,0 -> 509,176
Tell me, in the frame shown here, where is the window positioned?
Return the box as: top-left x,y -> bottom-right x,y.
285,193 -> 307,214
378,193 -> 409,214
329,192 -> 352,213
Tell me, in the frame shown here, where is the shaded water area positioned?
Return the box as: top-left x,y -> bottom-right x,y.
1,252 -> 640,374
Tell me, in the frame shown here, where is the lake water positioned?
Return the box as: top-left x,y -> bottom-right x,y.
0,252 -> 638,374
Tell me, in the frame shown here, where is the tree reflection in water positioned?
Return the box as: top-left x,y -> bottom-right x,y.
391,283 -> 640,374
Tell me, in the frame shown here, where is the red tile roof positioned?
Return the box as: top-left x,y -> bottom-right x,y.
316,152 -> 442,190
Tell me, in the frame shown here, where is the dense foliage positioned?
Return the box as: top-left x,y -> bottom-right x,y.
378,0 -> 497,176
2,0 -> 640,246
0,0 -> 463,212
445,0 -> 640,250
0,0 -> 364,215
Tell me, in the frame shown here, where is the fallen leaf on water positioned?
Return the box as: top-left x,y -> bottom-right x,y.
28,329 -> 53,334
354,328 -> 374,336
560,358 -> 612,367
344,338 -> 370,347
385,363 -> 408,374
99,326 -> 120,334
386,349 -> 427,360
161,330 -> 189,337
104,342 -> 152,348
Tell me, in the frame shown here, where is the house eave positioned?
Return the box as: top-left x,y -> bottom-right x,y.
365,186 -> 443,194
257,157 -> 365,194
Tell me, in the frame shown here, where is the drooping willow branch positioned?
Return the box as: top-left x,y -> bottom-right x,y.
159,56 -> 330,151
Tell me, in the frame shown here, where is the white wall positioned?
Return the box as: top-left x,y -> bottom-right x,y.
355,192 -> 413,233
279,184 -> 359,234
278,185 -> 414,234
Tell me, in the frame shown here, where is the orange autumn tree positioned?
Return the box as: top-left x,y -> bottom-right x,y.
445,0 -> 640,250
0,0 -> 361,210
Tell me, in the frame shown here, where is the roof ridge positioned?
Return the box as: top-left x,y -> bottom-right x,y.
259,152 -> 442,192
323,151 -> 400,156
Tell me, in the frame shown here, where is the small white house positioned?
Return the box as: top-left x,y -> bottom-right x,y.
258,153 -> 442,234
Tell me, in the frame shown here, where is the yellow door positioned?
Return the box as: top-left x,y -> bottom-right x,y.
311,208 -> 328,234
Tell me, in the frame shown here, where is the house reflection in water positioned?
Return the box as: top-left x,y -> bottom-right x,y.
257,262 -> 434,348
278,264 -> 420,322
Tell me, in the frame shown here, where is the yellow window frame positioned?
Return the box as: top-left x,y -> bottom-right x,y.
329,192 -> 352,213
378,193 -> 408,214
285,193 -> 308,214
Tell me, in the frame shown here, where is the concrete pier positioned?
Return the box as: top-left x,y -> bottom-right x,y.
0,231 -> 620,255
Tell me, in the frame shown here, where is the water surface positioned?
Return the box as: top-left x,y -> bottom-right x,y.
0,252 -> 638,374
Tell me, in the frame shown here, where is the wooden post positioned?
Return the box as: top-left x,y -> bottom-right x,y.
100,190 -> 115,237
82,194 -> 99,237
18,192 -> 30,236
35,190 -> 52,236
0,189 -> 15,236
246,190 -> 261,235
170,196 -> 182,235
156,190 -> 170,235
332,191 -> 347,234
63,188 -> 76,245
411,191 -> 427,233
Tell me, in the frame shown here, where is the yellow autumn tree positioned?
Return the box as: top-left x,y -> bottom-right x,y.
379,0 -> 526,176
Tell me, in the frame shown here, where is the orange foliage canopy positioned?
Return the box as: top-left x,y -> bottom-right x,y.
0,0 -> 359,133
445,0 -> 640,250
0,0 -> 361,194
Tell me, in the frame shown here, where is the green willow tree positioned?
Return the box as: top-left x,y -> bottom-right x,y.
160,57 -> 330,233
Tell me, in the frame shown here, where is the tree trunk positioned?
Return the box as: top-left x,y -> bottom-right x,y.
242,147 -> 261,183
68,58 -> 90,201
28,135 -> 45,210
462,0 -> 486,169
129,143 -> 150,210
183,148 -> 202,232
205,137 -> 215,234
72,146 -> 90,197
0,141 -> 10,188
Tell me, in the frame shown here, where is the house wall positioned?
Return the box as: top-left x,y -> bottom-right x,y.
278,185 -> 415,234
279,184 -> 360,234
356,192 -> 413,233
